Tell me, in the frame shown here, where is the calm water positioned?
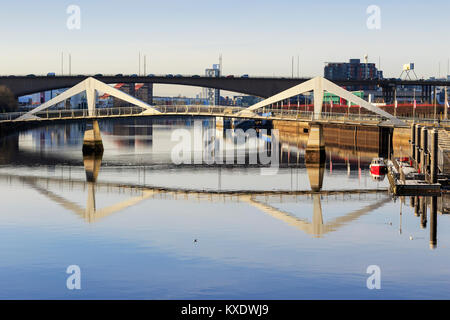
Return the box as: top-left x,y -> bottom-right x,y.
0,117 -> 449,299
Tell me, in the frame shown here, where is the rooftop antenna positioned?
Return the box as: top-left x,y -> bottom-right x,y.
297,55 -> 299,77
69,53 -> 71,76
291,56 -> 294,78
364,54 -> 368,79
219,54 -> 222,75
144,55 -> 146,75
61,52 -> 64,76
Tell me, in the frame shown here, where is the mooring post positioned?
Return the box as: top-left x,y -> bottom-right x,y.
430,196 -> 437,249
420,197 -> 427,229
414,196 -> 420,217
418,196 -> 424,220
420,126 -> 428,176
415,125 -> 421,169
430,128 -> 438,184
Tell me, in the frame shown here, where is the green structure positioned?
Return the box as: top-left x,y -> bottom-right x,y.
323,91 -> 364,105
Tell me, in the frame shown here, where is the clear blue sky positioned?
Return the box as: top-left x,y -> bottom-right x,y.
1,0 -> 449,95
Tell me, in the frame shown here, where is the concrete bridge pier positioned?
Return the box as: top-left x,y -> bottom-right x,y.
82,120 -> 104,154
305,122 -> 325,164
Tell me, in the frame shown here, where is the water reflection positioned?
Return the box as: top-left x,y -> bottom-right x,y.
11,117 -> 397,167
370,171 -> 386,182
10,163 -> 442,245
306,163 -> 325,192
1,117 -> 450,299
83,151 -> 102,183
1,149 -> 391,238
408,195 -> 439,249
0,119 -> 446,245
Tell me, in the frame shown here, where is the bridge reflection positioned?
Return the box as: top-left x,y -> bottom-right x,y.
0,150 -> 391,238
0,118 -> 443,245
2,158 -> 441,245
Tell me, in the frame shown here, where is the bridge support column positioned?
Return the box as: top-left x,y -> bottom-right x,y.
305,123 -> 325,164
129,83 -> 135,98
83,120 -> 104,154
147,83 -> 153,105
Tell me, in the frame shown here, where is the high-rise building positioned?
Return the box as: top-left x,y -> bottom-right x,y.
324,58 -> 383,80
324,58 -> 383,90
203,64 -> 220,105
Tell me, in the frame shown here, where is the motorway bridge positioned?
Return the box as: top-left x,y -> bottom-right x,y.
1,74 -> 450,100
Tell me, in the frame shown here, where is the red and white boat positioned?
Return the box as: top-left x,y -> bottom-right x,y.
370,171 -> 385,182
369,158 -> 387,175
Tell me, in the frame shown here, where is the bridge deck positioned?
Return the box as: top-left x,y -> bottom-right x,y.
0,105 -> 412,128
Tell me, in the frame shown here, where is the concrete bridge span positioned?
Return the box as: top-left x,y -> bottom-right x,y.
2,75 -> 450,99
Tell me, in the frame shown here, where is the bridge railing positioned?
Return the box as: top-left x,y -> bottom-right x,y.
0,105 -> 246,122
0,107 -> 146,121
2,105 -> 450,126
259,108 -> 384,122
155,105 -> 243,115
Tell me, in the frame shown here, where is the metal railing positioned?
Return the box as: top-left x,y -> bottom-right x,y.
0,105 -> 244,122
1,105 -> 449,125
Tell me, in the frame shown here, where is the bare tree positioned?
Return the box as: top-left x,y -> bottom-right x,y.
0,86 -> 17,113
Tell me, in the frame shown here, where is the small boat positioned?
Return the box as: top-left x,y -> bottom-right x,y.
370,171 -> 386,182
370,157 -> 387,175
